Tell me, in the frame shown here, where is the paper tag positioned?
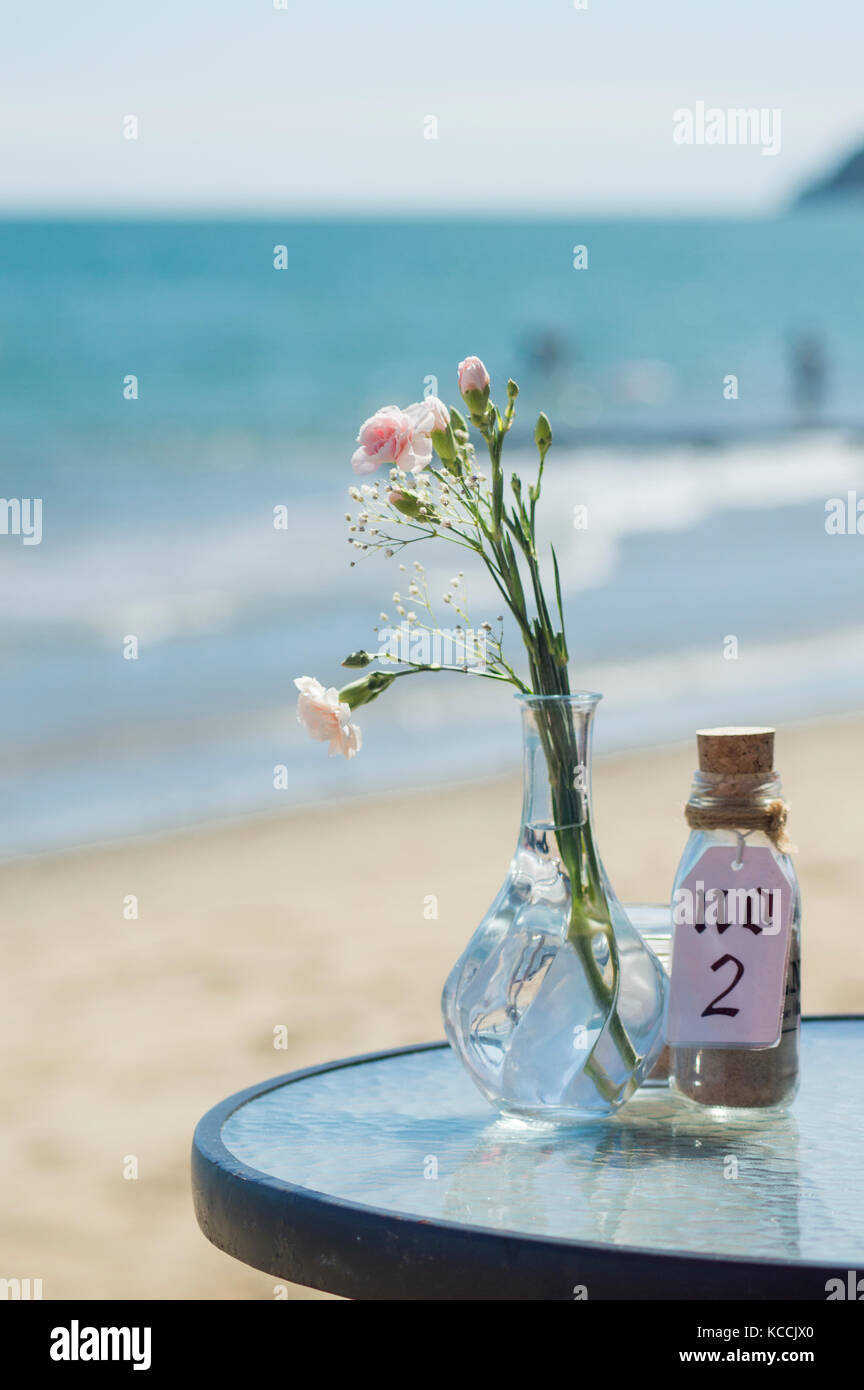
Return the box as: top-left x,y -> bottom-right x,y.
666,846 -> 794,1048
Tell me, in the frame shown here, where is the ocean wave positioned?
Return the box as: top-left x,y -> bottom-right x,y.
2,432 -> 860,650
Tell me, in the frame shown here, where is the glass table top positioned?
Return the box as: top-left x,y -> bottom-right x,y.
221,1020 -> 863,1266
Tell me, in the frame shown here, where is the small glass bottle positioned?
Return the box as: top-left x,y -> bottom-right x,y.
668,727 -> 801,1113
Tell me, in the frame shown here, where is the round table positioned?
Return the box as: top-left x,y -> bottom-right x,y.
192,1017 -> 864,1300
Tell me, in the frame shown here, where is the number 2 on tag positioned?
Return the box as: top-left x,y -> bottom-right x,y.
666,847 -> 794,1048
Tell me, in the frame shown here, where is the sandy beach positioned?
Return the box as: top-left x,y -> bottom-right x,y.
3,714 -> 863,1301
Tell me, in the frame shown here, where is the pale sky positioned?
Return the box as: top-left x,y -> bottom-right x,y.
3,0 -> 864,214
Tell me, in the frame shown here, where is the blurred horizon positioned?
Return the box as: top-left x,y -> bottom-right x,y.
2,141 -> 859,221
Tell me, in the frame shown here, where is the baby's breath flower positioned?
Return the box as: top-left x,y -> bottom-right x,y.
396,604 -> 406,616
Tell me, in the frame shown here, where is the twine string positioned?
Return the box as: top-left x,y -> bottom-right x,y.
685,798 -> 795,854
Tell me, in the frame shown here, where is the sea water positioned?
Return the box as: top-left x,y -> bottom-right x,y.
2,214 -> 864,854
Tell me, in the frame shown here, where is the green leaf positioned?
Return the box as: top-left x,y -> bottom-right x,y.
550,545 -> 569,664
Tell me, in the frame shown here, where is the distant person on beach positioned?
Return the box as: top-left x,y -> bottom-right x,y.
789,332 -> 828,425
521,329 -> 571,387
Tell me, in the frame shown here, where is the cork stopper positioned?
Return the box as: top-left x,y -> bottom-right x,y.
696,726 -> 775,775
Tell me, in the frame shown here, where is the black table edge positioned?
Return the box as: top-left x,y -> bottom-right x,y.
191,1018 -> 861,1301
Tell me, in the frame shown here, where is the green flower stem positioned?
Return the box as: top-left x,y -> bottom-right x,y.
473,413 -> 641,1097
339,661 -> 530,709
530,694 -> 641,1100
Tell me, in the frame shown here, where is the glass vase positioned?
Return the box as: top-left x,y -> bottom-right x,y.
442,693 -> 668,1122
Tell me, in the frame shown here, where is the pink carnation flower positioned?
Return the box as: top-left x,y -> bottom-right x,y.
294,676 -> 362,760
424,395 -> 450,433
351,403 -> 434,476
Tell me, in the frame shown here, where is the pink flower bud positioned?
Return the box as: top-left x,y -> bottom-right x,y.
457,356 -> 490,396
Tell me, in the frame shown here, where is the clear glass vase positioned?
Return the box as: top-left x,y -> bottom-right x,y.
442,693 -> 668,1122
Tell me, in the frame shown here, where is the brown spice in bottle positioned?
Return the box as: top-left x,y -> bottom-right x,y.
646,1044 -> 672,1083
672,940 -> 800,1107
